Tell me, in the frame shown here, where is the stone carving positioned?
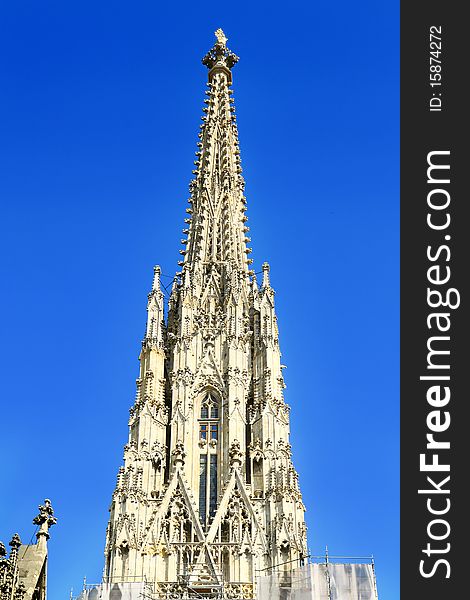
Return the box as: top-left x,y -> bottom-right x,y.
249,438 -> 264,462
8,533 -> 21,551
202,29 -> 239,71
215,28 -> 227,45
171,441 -> 186,467
0,533 -> 25,600
171,367 -> 195,388
151,441 -> 166,470
103,31 -> 307,598
33,499 -> 57,540
229,440 -> 243,468
1,501 -> 57,600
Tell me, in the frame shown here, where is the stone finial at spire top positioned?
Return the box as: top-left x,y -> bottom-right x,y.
33,499 -> 57,544
202,28 -> 239,75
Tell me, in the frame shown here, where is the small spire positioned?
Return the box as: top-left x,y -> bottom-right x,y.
9,533 -> 22,551
145,266 -> 165,347
262,262 -> 271,288
169,276 -> 179,307
152,265 -> 161,292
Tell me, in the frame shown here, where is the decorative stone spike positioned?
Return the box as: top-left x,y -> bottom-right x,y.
262,262 -> 271,288
9,533 -> 21,551
152,265 -> 161,292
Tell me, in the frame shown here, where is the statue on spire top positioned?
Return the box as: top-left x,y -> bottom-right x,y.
215,28 -> 227,45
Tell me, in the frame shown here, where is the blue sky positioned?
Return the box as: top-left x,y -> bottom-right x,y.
0,2 -> 399,599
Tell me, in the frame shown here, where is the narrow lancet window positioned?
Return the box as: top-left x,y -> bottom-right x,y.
209,454 -> 218,517
198,391 -> 220,526
199,455 -> 207,524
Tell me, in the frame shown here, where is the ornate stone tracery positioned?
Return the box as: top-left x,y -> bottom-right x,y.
104,29 -> 307,598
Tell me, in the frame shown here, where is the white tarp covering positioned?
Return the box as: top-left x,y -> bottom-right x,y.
77,582 -> 147,600
257,563 -> 377,600
325,563 -> 377,600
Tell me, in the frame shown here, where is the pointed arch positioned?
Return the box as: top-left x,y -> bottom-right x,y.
198,388 -> 220,419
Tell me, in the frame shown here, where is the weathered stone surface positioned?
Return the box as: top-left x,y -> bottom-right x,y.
17,545 -> 47,600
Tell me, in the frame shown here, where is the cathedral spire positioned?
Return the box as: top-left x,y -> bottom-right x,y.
179,30 -> 252,300
103,32 -> 308,598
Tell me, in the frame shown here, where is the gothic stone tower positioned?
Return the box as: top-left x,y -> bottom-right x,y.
104,30 -> 308,599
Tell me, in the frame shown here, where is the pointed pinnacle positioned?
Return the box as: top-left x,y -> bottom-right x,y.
262,262 -> 271,288
152,265 -> 161,292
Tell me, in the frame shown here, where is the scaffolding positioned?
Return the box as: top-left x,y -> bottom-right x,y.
257,555 -> 378,600
73,555 -> 378,600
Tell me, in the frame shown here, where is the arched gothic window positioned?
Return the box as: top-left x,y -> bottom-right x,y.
198,391 -> 219,527
199,392 -> 219,440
